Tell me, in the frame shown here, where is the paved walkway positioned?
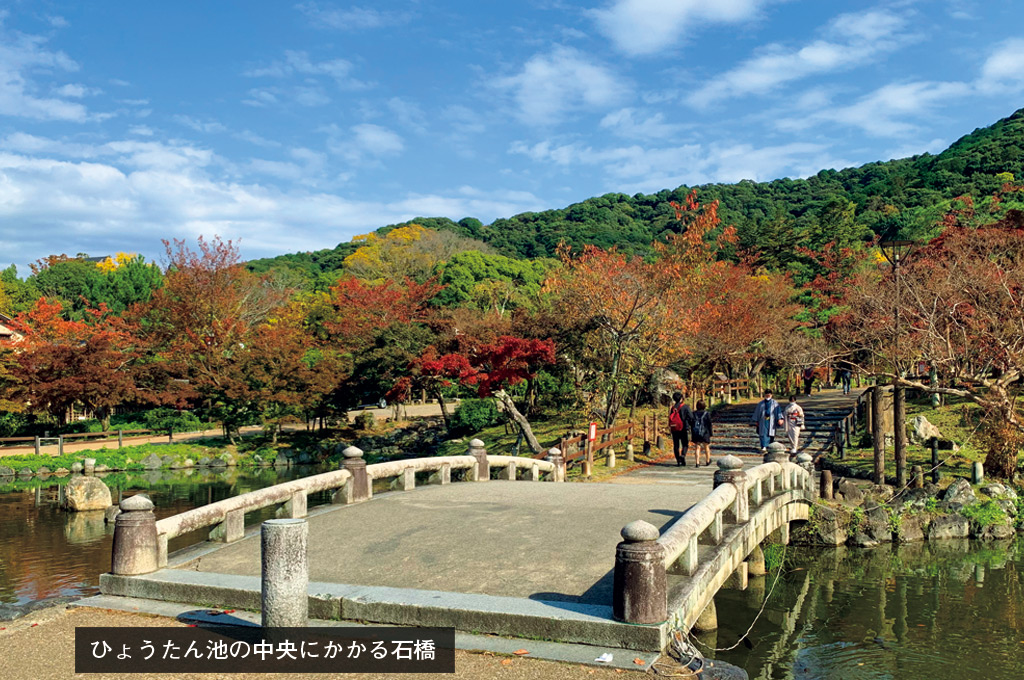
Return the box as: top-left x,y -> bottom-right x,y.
189,481 -> 710,605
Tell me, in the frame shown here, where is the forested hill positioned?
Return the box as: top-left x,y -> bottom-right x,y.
249,107 -> 1024,276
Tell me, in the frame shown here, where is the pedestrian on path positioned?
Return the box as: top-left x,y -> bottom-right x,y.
690,400 -> 713,466
783,395 -> 805,455
802,367 -> 815,395
751,390 -> 784,452
838,366 -> 852,395
668,391 -> 692,467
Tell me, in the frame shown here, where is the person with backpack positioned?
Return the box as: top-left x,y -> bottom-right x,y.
802,366 -> 815,395
668,391 -> 692,467
751,389 -> 784,453
690,400 -> 713,466
783,394 -> 805,456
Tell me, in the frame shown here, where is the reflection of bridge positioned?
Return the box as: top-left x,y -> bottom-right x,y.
95,429 -> 815,668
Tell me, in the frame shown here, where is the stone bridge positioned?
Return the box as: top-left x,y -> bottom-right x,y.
93,433 -> 816,668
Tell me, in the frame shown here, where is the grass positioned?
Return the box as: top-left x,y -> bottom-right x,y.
831,394 -> 1016,478
960,499 -> 1009,527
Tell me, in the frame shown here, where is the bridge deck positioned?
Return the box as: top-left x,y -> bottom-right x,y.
182,480 -> 714,604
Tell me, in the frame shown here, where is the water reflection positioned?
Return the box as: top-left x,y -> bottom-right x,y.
712,539 -> 1024,680
0,466 -> 323,614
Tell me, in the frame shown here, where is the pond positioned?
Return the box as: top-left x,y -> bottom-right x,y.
709,540 -> 1024,680
0,465 -> 329,619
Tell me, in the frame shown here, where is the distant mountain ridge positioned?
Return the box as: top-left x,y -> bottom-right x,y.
249,107 -> 1024,276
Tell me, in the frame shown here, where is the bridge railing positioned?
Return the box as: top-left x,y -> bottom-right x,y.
115,439 -> 564,574
613,456 -> 813,625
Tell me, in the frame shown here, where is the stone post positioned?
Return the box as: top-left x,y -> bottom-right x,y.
118,430 -> 124,449
606,447 -> 616,468
713,455 -> 748,523
796,452 -> 814,475
469,439 -> 489,481
764,442 -> 789,464
626,442 -> 635,462
261,518 -> 308,627
930,438 -> 940,484
971,461 -> 984,485
911,465 -> 924,489
111,495 -> 159,576
84,458 -> 96,475
58,435 -> 64,456
612,520 -> 667,624
545,447 -> 565,482
34,436 -> 40,455
338,446 -> 370,504
820,469 -> 833,500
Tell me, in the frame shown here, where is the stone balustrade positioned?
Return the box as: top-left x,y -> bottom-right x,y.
116,440 -> 565,575
614,456 -> 813,627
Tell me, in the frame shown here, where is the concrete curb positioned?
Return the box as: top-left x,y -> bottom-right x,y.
99,569 -> 666,651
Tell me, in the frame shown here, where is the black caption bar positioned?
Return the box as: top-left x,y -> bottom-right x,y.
76,626 -> 455,674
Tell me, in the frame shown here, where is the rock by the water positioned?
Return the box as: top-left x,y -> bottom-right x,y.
70,462 -> 84,473
141,453 -> 163,470
18,468 -> 32,477
975,523 -> 1015,540
909,415 -> 942,444
0,466 -> 14,477
62,476 -> 112,511
54,467 -> 69,475
93,464 -> 109,473
928,514 -> 970,540
104,505 -> 121,523
836,479 -> 864,502
942,478 -> 976,505
37,466 -> 51,475
895,514 -> 926,543
980,483 -> 1007,498
810,506 -> 847,545
196,457 -> 211,467
161,455 -> 175,466
848,531 -> 879,548
209,457 -> 227,467
862,502 -> 893,542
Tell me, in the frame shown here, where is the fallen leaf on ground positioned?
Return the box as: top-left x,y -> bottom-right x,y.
501,659 -> 512,666
513,649 -> 529,656
223,609 -> 235,614
633,658 -> 645,665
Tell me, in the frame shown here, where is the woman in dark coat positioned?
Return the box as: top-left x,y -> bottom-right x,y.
690,400 -> 713,466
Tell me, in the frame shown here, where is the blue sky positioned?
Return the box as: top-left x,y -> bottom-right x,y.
0,0 -> 1022,272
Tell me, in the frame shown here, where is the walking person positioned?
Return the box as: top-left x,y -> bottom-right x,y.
690,400 -> 713,466
838,366 -> 852,395
802,367 -> 815,395
784,395 -> 805,456
668,391 -> 692,467
751,390 -> 784,453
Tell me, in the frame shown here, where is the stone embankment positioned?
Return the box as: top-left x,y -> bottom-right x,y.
796,475 -> 1021,547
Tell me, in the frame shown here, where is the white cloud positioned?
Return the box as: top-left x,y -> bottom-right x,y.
977,38 -> 1024,93
0,137 -> 539,272
0,26 -> 93,121
492,46 -> 628,125
776,81 -> 972,137
322,123 -> 404,164
296,2 -> 412,30
692,9 -> 910,106
174,115 -> 227,134
600,108 -> 685,140
510,137 -> 844,191
591,0 -> 772,57
54,83 -> 101,98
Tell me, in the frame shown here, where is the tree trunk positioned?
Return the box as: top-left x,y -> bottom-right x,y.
893,386 -> 907,489
432,390 -> 451,431
495,390 -> 543,455
871,383 -> 885,485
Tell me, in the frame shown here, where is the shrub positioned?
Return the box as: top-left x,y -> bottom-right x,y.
450,398 -> 503,434
143,408 -> 205,434
763,543 -> 786,571
355,411 -> 376,431
961,499 -> 1008,527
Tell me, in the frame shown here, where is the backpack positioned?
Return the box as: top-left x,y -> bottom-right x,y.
669,404 -> 686,432
692,412 -> 710,440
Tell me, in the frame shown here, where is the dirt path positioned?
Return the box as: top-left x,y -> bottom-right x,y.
0,606 -> 644,680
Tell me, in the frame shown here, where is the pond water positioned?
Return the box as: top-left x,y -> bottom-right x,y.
3,473 -> 1024,680
0,466 -> 329,618
710,540 -> 1024,680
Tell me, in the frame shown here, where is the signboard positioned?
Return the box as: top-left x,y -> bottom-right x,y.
588,422 -> 598,442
